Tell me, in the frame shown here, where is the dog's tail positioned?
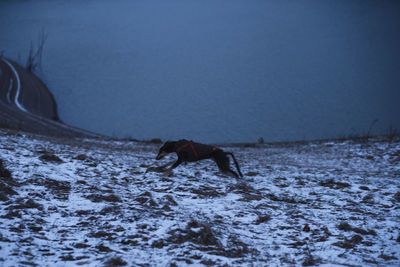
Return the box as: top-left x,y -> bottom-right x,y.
227,152 -> 243,178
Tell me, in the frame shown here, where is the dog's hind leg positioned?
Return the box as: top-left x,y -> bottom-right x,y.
226,152 -> 243,178
225,169 -> 240,179
213,151 -> 239,179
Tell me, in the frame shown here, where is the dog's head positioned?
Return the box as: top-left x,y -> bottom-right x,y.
156,141 -> 176,160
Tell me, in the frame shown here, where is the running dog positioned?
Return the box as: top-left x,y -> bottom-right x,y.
155,139 -> 243,178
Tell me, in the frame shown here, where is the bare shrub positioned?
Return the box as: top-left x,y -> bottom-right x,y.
26,30 -> 47,73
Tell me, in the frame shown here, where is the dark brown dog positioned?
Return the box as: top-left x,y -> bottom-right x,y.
155,139 -> 243,178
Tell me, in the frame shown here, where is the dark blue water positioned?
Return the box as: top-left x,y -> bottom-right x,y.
1,0 -> 399,143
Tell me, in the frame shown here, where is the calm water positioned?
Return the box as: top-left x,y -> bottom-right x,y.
1,0 -> 399,143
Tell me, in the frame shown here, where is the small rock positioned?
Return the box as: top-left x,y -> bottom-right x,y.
394,191 -> 400,202
29,225 -> 43,232
59,254 -> 74,261
303,224 -> 311,232
333,234 -> 363,249
90,231 -> 111,238
350,234 -> 363,244
1,210 -> 21,219
74,243 -> 90,249
0,159 -> 12,179
95,243 -> 112,252
103,256 -> 127,266
151,239 -> 165,248
44,178 -> 71,199
337,222 -> 352,231
0,193 -> 8,202
166,220 -> 220,247
161,195 -> 178,206
379,253 -> 398,261
39,154 -> 63,163
135,192 -> 157,207
100,205 -> 121,215
302,253 -> 320,266
319,179 -> 350,189
200,258 -> 216,266
246,171 -> 259,177
255,215 -> 271,225
24,199 -> 43,210
162,204 -> 172,211
86,193 -> 121,203
74,154 -> 88,161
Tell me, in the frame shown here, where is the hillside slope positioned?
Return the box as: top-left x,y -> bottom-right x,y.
0,129 -> 400,266
0,57 -> 97,138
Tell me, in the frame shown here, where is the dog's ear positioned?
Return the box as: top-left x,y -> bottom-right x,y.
162,141 -> 176,151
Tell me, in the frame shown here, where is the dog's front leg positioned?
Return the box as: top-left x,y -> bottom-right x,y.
159,160 -> 175,169
146,160 -> 175,173
165,158 -> 183,173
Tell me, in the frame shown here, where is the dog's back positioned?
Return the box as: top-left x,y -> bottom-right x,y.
176,139 -> 216,161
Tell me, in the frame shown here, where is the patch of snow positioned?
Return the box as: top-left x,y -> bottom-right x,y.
0,130 -> 399,266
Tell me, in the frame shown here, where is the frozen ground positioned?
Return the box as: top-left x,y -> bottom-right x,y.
0,129 -> 399,266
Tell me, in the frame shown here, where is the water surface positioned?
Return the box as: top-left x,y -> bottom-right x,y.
1,0 -> 399,143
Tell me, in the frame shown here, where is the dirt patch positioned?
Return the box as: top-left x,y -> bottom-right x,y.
167,220 -> 220,247
267,193 -> 308,204
0,160 -> 17,200
44,178 -> 71,200
337,222 -> 376,236
89,231 -> 114,240
154,219 -> 253,258
99,205 -> 121,215
255,214 -> 271,225
319,179 -> 351,189
6,198 -> 44,210
0,182 -> 17,201
223,235 -> 251,258
379,253 -> 398,261
333,235 -> 363,249
245,171 -> 259,177
103,256 -> 127,267
393,191 -> 400,203
39,153 -> 63,163
134,191 -> 157,207
0,159 -> 12,180
229,182 -> 263,201
160,195 -> 178,206
191,185 -> 224,198
302,250 -> 321,266
74,154 -> 88,161
85,193 -> 121,203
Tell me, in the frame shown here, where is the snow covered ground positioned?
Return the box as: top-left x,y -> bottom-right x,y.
1,129 -> 399,266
